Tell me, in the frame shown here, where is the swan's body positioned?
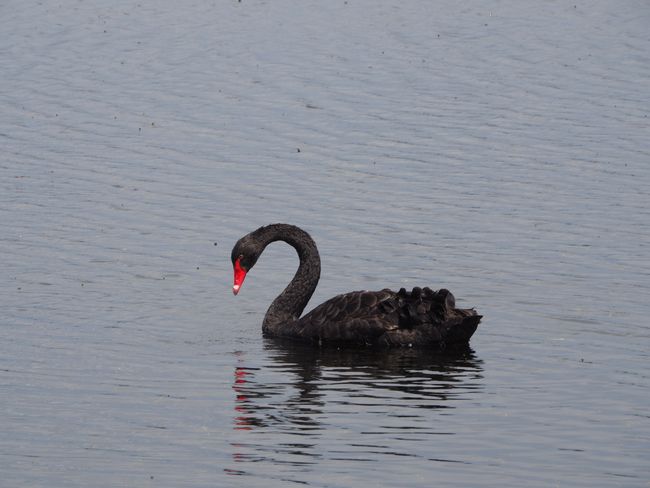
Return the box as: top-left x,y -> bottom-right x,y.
231,224 -> 481,347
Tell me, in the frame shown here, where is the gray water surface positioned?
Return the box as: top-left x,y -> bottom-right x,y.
2,1 -> 649,486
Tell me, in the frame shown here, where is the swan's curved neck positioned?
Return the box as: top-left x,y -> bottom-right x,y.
256,224 -> 321,333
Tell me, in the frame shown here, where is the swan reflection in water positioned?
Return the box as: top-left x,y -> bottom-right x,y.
228,340 -> 484,476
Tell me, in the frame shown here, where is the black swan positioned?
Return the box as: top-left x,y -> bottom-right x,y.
231,224 -> 481,347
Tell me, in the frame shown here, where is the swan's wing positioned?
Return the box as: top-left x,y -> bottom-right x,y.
300,289 -> 397,326
297,287 -> 482,346
297,289 -> 399,343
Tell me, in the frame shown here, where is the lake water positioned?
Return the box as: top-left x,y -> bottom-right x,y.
1,0 -> 649,486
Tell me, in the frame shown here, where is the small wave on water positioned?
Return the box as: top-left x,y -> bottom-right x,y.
227,340 -> 484,481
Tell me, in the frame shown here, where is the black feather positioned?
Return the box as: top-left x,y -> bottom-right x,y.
232,224 -> 482,348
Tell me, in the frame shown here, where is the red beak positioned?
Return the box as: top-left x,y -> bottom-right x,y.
233,258 -> 247,295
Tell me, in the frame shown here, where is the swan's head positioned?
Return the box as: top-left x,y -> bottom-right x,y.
230,235 -> 262,295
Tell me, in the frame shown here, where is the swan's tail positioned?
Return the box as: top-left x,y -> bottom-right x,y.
394,287 -> 482,345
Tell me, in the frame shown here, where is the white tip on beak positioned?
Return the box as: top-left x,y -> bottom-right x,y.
232,284 -> 240,295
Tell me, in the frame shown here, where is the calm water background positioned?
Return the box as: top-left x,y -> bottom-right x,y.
2,1 -> 649,486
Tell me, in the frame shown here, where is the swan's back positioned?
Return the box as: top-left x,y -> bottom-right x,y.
267,287 -> 481,347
